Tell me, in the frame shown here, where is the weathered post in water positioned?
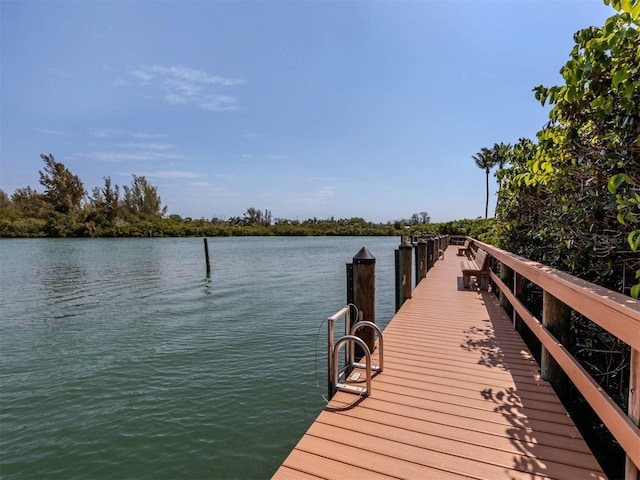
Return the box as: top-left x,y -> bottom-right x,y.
395,239 -> 413,312
203,238 -> 211,276
415,238 -> 427,284
541,291 -> 571,403
350,247 -> 376,357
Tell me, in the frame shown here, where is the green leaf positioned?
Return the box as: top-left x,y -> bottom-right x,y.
631,283 -> 640,299
618,212 -> 627,224
612,69 -> 627,89
608,173 -> 628,194
564,87 -> 575,102
621,0 -> 634,14
532,160 -> 540,173
629,230 -> 640,250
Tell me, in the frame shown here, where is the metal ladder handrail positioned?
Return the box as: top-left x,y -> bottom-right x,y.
331,335 -> 372,398
326,306 -> 383,401
326,306 -> 351,397
349,320 -> 383,373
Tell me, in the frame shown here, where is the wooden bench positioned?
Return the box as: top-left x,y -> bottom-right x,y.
456,239 -> 471,257
460,248 -> 490,290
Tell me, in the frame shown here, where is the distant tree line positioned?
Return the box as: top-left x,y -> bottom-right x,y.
0,154 -> 495,239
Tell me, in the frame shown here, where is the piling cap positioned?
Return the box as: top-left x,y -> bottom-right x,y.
399,239 -> 413,249
353,246 -> 375,264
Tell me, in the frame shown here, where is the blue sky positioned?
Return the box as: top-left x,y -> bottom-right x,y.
1,1 -> 614,223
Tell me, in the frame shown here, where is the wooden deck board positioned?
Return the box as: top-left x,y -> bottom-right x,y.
272,248 -> 606,479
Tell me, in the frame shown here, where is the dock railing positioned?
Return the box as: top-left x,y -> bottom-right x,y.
466,236 -> 640,479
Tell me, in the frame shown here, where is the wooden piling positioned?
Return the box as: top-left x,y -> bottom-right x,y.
395,239 -> 412,312
203,238 -> 211,276
415,239 -> 427,284
426,238 -> 434,272
541,291 -> 571,403
352,247 -> 376,355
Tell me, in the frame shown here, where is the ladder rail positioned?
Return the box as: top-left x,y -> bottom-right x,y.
326,306 -> 351,397
349,320 -> 383,372
332,335 -> 372,398
326,306 -> 384,402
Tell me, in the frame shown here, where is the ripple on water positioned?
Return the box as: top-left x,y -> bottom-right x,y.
0,237 -> 398,479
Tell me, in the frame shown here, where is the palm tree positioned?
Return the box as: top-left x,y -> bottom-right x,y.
491,142 -> 511,171
491,142 -> 511,212
472,147 -> 496,219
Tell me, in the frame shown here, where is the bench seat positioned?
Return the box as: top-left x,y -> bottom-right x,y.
456,239 -> 471,257
460,248 -> 490,289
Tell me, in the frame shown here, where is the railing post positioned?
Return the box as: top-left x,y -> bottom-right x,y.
541,291 -> 571,404
626,347 -> 640,480
352,247 -> 375,356
513,272 -> 524,332
415,238 -> 427,284
499,263 -> 513,317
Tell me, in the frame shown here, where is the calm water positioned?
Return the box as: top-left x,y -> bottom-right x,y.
0,237 -> 400,479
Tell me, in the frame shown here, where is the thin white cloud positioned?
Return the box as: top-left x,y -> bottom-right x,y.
316,186 -> 337,198
238,153 -> 286,161
130,131 -> 166,139
117,143 -> 175,150
87,129 -> 166,139
128,64 -> 245,112
46,67 -> 72,78
307,176 -> 348,182
87,128 -> 126,138
79,130 -> 178,163
35,128 -> 71,136
166,79 -> 204,96
130,69 -> 153,81
289,184 -> 338,206
143,170 -> 201,179
73,151 -> 183,162
146,65 -> 246,86
200,95 -> 239,111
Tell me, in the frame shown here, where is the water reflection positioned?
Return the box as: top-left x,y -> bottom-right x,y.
202,276 -> 212,295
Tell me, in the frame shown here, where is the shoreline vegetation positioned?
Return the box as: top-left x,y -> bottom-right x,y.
0,154 -> 496,240
0,210 -> 497,241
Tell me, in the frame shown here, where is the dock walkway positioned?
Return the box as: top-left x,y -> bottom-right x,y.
273,247 -> 605,479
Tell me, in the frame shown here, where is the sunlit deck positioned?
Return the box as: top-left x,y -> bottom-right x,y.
273,248 -> 605,479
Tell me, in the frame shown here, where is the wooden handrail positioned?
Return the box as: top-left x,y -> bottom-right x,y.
472,239 -> 640,350
467,237 -> 640,477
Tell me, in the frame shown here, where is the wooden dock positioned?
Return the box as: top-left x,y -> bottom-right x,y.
273,248 -> 606,479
